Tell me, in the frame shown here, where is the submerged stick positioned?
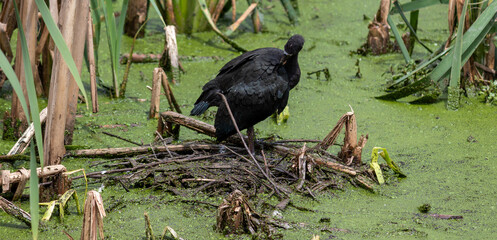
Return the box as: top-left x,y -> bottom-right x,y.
102,131 -> 142,146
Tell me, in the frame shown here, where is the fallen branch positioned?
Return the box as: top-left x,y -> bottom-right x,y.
120,53 -> 162,64
158,111 -> 216,138
0,165 -> 66,186
0,196 -> 31,227
66,144 -> 224,158
8,107 -> 48,155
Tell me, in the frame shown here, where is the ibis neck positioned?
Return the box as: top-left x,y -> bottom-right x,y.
284,53 -> 301,89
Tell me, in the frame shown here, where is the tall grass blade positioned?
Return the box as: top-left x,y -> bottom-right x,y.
0,51 -> 29,123
387,15 -> 411,64
29,142 -> 40,240
34,0 -> 89,107
14,2 -> 41,239
386,47 -> 451,89
101,0 -> 119,96
378,0 -> 497,100
447,0 -> 468,110
116,0 -> 129,67
393,1 -> 433,53
150,0 -> 166,26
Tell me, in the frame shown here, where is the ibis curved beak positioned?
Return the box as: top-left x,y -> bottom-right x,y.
280,51 -> 293,65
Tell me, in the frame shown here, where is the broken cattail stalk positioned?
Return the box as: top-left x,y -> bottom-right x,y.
225,3 -> 257,35
144,212 -> 154,240
8,107 -> 47,155
80,190 -> 106,240
0,0 -> 19,38
63,0 -> 90,145
366,0 -> 391,54
212,0 -> 227,23
163,25 -> 180,83
197,0 -> 247,52
87,10 -> 99,113
149,68 -> 162,119
231,0 -> 237,22
250,1 -> 262,33
35,25 -> 49,62
165,0 -> 176,26
160,70 -> 182,113
316,112 -> 350,150
44,0 -> 89,164
0,23 -> 13,62
123,0 -> 148,38
11,0 -> 39,138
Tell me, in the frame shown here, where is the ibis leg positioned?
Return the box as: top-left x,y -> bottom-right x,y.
247,126 -> 255,154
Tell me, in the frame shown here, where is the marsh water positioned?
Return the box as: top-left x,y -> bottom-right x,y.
1,0 -> 497,239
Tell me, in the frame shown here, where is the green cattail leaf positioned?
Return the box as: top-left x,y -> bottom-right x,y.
13,3 -> 41,239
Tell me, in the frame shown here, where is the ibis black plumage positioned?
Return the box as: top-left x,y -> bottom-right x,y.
191,34 -> 305,151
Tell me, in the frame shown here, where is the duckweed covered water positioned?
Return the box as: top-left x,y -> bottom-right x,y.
1,0 -> 497,239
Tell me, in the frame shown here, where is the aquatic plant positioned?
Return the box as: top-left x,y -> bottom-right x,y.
377,0 -> 497,109
478,80 -> 497,104
100,0 -> 129,98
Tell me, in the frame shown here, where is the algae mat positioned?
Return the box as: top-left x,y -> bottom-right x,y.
1,0 -> 497,239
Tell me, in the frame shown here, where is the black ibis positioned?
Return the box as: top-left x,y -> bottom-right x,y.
191,34 -> 305,152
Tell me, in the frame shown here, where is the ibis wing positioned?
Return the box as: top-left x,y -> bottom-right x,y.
214,55 -> 290,140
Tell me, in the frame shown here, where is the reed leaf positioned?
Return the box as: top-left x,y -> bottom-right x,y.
390,0 -> 449,14
386,47 -> 451,89
101,0 -> 119,96
377,0 -> 497,101
150,0 -> 166,26
0,51 -> 29,123
393,1 -> 433,53
29,143 -> 39,240
34,0 -> 89,107
13,2 -> 41,239
116,0 -> 129,67
101,0 -> 128,97
447,0 -> 468,110
387,15 -> 411,64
